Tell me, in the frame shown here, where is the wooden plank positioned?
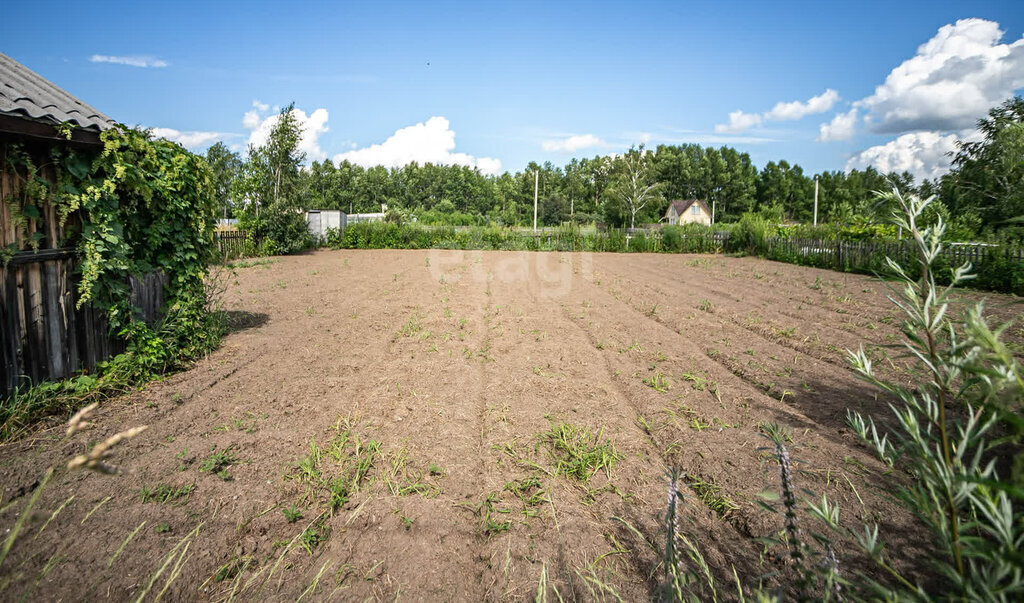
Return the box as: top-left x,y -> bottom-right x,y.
62,257 -> 80,376
28,263 -> 46,384
43,261 -> 65,379
17,264 -> 36,385
1,264 -> 16,396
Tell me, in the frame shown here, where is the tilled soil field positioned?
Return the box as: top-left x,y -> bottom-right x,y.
2,249 -> 1021,600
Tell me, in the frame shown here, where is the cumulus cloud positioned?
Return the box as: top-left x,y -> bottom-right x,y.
541,134 -> 608,153
714,110 -> 763,133
765,89 -> 840,121
830,19 -> 1024,138
243,101 -> 330,161
150,128 -> 225,150
89,54 -> 168,68
844,131 -> 969,181
333,116 -> 501,175
818,109 -> 859,141
815,18 -> 1022,184
715,89 -> 838,133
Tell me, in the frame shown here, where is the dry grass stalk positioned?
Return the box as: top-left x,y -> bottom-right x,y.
67,425 -> 148,474
66,402 -> 99,437
34,494 -> 75,540
81,495 -> 113,524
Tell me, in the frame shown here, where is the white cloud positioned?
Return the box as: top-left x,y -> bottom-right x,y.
842,19 -> 1024,136
243,103 -> 330,161
714,110 -> 763,133
715,89 -> 839,133
541,134 -> 608,153
89,54 -> 168,68
818,109 -> 859,141
844,131 -> 969,181
817,18 -> 1022,181
333,116 -> 501,175
766,89 -> 840,121
150,128 -> 225,150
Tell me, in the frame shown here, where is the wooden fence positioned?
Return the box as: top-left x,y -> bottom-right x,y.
215,231 -> 256,259
761,237 -> 1024,273
0,248 -> 166,398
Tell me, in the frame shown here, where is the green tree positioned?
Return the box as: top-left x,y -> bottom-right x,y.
757,160 -> 812,221
611,145 -> 662,229
303,159 -> 339,209
205,142 -> 242,219
942,96 -> 1024,241
235,103 -> 310,254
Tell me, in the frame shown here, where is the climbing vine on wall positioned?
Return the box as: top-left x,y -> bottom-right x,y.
3,126 -> 216,329
1,142 -> 85,258
1,126 -> 222,428
74,128 -> 216,320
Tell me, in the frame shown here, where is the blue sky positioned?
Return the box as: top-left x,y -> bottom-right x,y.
3,1 -> 1022,180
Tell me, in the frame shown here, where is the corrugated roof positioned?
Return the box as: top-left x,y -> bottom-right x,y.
0,52 -> 114,132
668,199 -> 705,214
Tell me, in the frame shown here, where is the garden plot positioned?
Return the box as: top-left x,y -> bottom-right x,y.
1,249 -> 1021,600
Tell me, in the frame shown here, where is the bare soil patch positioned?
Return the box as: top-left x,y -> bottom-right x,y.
2,249 -> 1021,600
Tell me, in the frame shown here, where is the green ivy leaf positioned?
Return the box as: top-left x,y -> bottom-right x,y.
64,152 -> 90,179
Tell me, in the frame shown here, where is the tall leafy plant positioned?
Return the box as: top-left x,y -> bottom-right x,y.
846,187 -> 1024,598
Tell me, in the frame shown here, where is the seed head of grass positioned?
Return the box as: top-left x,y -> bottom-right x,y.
66,402 -> 99,436
67,425 -> 149,474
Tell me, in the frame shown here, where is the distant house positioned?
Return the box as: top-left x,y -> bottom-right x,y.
665,199 -> 712,226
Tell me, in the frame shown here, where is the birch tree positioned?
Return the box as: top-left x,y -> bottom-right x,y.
615,145 -> 662,229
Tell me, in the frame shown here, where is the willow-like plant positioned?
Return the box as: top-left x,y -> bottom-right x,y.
846,186 -> 1024,599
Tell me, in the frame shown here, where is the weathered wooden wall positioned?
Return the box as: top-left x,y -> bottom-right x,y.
0,251 -> 167,397
1,139 -> 166,397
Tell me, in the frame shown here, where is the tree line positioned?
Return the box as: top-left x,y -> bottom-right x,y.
203,97 -> 1023,251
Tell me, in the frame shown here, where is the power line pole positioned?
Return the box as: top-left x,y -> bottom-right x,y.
813,175 -> 819,227
533,170 -> 539,231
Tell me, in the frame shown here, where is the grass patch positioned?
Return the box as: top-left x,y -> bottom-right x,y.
226,258 -> 279,269
504,475 -> 547,518
643,372 -> 672,392
288,427 -> 381,510
139,482 -> 196,504
686,475 -> 739,517
535,422 -> 622,482
199,447 -> 237,480
458,492 -> 512,537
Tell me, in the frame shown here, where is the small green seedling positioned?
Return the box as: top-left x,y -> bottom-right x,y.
282,505 -> 303,523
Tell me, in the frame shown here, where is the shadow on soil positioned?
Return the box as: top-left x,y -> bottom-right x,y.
221,310 -> 270,333
752,375 -> 943,590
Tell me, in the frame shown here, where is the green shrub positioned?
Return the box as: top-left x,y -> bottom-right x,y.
729,212 -> 773,254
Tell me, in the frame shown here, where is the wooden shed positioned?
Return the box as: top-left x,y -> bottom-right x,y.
0,53 -> 161,396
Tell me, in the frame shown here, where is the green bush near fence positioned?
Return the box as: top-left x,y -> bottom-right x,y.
975,248 -> 1024,295
319,219 -> 1023,295
326,222 -> 723,254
